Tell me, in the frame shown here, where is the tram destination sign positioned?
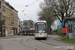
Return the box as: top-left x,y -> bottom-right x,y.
36,23 -> 45,25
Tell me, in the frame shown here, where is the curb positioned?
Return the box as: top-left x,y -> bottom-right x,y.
54,37 -> 75,45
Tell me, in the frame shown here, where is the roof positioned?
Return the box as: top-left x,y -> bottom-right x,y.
5,2 -> 18,12
64,17 -> 75,20
64,17 -> 75,22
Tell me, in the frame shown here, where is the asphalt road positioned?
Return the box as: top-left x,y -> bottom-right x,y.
0,35 -> 75,50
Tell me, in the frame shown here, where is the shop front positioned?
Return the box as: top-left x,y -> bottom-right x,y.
0,20 -> 4,36
13,27 -> 18,35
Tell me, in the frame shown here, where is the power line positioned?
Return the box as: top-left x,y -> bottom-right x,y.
22,0 -> 39,21
24,14 -> 32,20
28,0 -> 38,6
24,14 -> 38,21
22,0 -> 38,12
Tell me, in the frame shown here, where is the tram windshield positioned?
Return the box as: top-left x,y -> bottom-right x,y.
35,23 -> 46,33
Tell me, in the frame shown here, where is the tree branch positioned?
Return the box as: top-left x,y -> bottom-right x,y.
56,15 -> 62,22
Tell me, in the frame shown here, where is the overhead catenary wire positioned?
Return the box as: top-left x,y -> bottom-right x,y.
22,0 -> 38,12
28,0 -> 38,6
24,14 -> 32,20
22,0 -> 39,21
24,14 -> 38,21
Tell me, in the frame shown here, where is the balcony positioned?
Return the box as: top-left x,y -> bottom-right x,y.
0,1 -> 1,8
11,22 -> 14,25
11,16 -> 14,20
1,16 -> 5,22
2,0 -> 5,5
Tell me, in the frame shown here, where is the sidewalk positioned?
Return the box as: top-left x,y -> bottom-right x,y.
54,36 -> 75,45
0,35 -> 22,39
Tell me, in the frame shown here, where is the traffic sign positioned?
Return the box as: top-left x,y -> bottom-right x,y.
61,22 -> 64,26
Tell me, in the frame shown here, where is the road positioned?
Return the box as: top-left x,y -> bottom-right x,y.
0,35 -> 75,50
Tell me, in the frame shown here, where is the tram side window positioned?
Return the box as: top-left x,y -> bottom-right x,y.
35,24 -> 38,33
37,25 -> 38,32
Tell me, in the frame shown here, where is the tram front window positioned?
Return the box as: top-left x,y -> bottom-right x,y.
36,24 -> 45,33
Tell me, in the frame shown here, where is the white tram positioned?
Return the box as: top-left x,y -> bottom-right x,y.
35,20 -> 48,39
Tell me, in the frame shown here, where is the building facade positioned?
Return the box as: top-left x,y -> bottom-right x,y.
18,18 -> 20,34
19,20 -> 34,32
0,0 -> 18,36
19,21 -> 23,33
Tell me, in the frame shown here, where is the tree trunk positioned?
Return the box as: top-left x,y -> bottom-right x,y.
47,26 -> 50,34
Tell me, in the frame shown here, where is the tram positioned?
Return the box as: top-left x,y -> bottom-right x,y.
35,20 -> 48,39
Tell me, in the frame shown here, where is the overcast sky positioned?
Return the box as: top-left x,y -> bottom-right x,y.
5,0 -> 57,29
5,0 -> 44,21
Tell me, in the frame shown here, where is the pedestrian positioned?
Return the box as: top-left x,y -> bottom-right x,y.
51,29 -> 53,34
50,28 -> 52,34
0,32 -> 1,34
0,32 -> 1,36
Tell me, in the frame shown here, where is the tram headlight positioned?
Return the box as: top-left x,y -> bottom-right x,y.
43,31 -> 45,33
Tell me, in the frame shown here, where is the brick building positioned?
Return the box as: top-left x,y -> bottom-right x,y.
0,0 -> 18,36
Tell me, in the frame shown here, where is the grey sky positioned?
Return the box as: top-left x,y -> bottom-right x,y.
5,0 -> 44,21
5,0 -> 57,29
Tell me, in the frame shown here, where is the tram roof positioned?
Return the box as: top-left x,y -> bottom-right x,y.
35,20 -> 46,23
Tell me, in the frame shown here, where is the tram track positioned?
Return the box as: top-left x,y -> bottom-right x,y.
14,36 -> 74,50
38,40 -> 57,46
32,37 -> 58,46
25,38 -> 73,50
38,39 -> 74,50
27,38 -> 52,50
19,38 -> 38,50
19,38 -> 52,50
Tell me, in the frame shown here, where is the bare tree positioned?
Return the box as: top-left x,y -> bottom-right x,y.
38,0 -> 75,34
38,0 -> 56,34
54,0 -> 75,24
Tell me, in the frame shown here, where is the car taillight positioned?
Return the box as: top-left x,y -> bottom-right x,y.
43,31 -> 45,33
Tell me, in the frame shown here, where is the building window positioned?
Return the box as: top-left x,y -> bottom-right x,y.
2,6 -> 5,12
0,1 -> 1,9
11,13 -> 13,19
0,13 -> 1,20
2,0 -> 5,4
11,13 -> 13,16
2,15 -> 5,21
